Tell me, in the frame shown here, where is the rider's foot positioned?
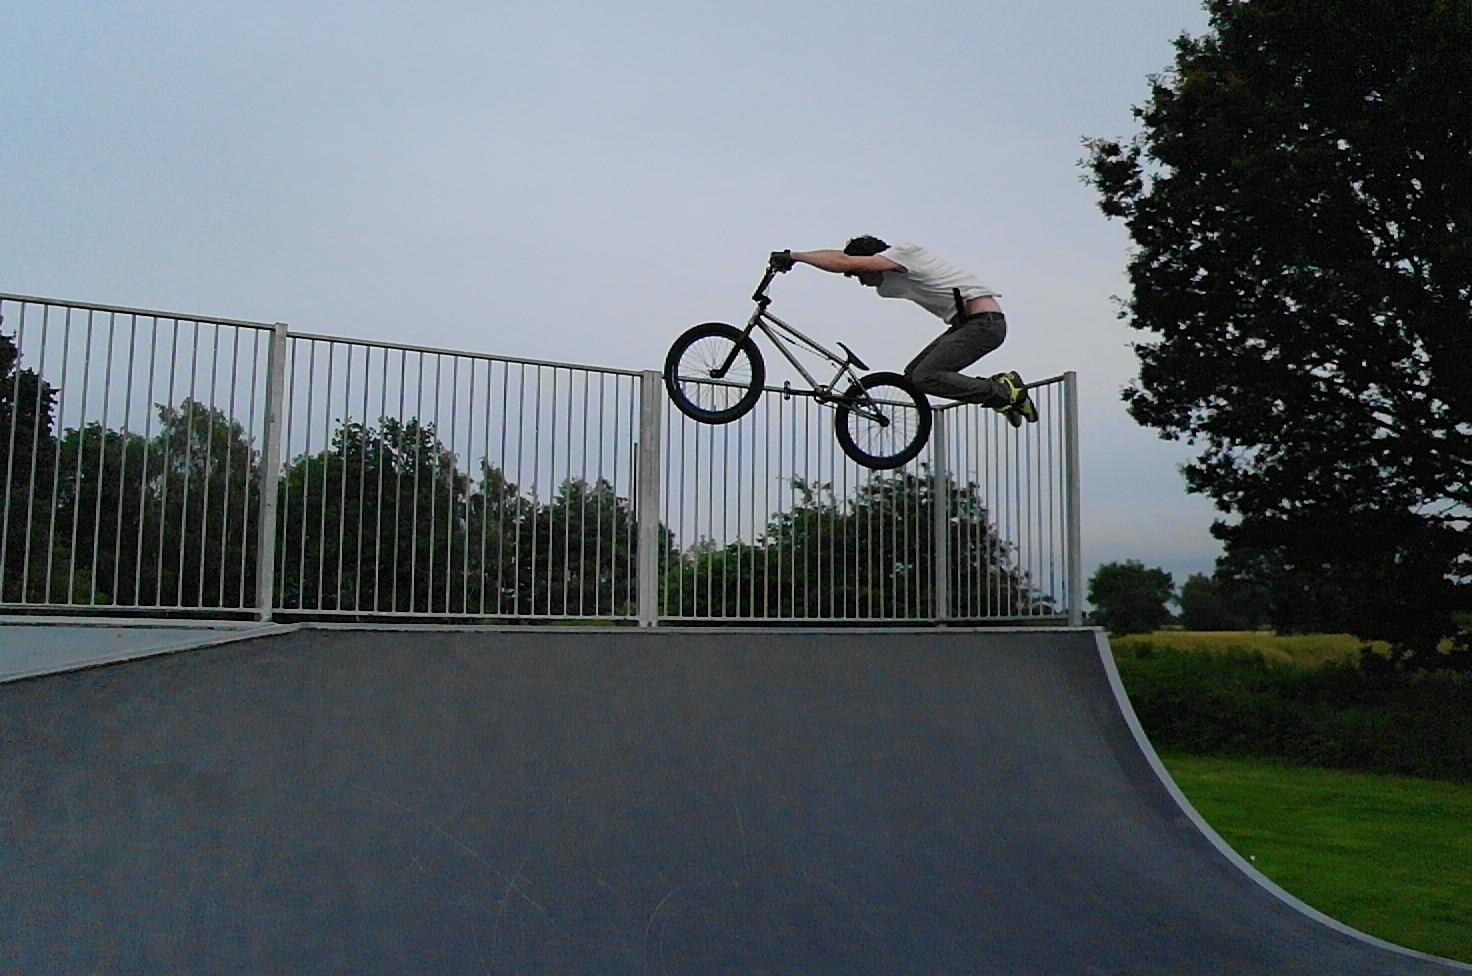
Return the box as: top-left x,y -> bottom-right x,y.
995,371 -> 1038,424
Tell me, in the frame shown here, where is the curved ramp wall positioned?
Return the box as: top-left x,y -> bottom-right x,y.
1,627 -> 1465,974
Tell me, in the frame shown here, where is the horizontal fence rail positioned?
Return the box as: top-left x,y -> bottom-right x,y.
1,292 -> 1081,625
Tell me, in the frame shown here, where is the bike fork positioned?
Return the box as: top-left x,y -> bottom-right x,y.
712,320 -> 762,379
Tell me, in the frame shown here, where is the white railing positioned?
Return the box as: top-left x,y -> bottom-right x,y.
0,292 -> 1082,625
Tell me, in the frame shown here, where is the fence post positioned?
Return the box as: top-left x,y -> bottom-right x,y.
636,370 -> 663,627
254,322 -> 288,622
932,408 -> 949,624
1064,370 -> 1084,627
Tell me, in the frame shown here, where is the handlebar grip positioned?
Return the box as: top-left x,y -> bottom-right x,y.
752,267 -> 777,303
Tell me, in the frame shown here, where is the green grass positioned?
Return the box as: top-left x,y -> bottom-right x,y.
1161,753 -> 1472,964
1112,630 -> 1388,668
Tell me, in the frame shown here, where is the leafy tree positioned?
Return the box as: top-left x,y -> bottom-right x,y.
50,423 -> 152,606
47,401 -> 261,609
663,472 -> 1046,620
140,400 -> 261,608
1177,571 -> 1266,631
276,416 -> 655,618
514,474 -> 646,617
279,417 -> 476,614
0,332 -> 61,603
1085,0 -> 1472,666
1089,560 -> 1176,636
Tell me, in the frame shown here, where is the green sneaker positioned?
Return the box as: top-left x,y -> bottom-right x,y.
986,373 -> 1024,426
989,372 -> 1021,404
984,372 -> 1038,426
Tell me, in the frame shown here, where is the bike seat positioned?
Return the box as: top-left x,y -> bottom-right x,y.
836,342 -> 869,371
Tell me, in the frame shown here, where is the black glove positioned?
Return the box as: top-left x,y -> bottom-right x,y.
769,249 -> 795,273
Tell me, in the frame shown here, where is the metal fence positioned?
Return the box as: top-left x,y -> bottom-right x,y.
268,332 -> 645,620
0,295 -> 274,614
1,292 -> 1082,625
657,376 -> 1079,623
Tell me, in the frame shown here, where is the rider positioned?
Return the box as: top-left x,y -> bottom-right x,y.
770,236 -> 1036,425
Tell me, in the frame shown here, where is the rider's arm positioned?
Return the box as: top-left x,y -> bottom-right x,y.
789,250 -> 904,274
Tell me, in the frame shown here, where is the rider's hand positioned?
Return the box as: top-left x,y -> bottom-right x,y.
769,249 -> 795,273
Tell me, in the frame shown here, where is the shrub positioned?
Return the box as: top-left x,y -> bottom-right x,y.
1088,560 -> 1175,635
1115,643 -> 1472,783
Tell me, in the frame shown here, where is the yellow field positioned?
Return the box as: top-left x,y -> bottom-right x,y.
1109,631 -> 1391,668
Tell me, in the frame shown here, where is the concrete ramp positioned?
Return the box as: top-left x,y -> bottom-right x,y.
1,628 -> 1464,974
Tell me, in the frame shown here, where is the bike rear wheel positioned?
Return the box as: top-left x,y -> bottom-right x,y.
664,322 -> 766,424
833,371 -> 933,470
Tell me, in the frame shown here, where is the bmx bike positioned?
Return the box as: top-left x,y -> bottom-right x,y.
663,256 -> 933,470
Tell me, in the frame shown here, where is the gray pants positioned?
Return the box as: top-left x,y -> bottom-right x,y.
903,311 -> 1008,406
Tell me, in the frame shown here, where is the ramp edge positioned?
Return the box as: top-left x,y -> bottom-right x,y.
0,621 -> 301,684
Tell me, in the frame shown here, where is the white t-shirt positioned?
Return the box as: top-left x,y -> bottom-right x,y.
875,243 -> 998,324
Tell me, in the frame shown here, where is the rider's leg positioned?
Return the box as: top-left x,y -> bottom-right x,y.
903,312 -> 1010,406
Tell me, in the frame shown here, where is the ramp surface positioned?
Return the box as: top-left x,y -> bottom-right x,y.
1,628 -> 1463,974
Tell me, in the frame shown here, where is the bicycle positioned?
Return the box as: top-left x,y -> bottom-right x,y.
663,254 -> 932,470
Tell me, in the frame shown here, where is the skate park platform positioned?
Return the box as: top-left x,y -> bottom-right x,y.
0,615 -> 284,684
2,626 -> 1467,974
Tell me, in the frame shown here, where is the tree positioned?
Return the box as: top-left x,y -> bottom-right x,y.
279,417 -> 476,614
662,472 -> 1046,620
1085,0 -> 1472,666
275,415 -> 655,618
0,332 -> 61,603
1177,572 -> 1265,631
1089,560 -> 1175,636
50,423 -> 152,606
45,401 -> 262,610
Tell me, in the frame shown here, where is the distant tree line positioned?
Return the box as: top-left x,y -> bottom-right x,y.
2,331 -> 1042,619
1088,559 -> 1274,637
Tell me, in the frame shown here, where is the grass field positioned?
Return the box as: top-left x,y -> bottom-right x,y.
1161,753 -> 1472,964
1112,630 -> 1389,668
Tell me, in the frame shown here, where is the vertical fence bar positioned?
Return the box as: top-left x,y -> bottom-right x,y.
254,322 -> 289,621
1063,370 -> 1084,627
932,408 -> 949,624
636,370 -> 663,626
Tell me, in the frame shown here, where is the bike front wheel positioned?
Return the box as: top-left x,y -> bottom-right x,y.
664,322 -> 766,424
833,371 -> 933,470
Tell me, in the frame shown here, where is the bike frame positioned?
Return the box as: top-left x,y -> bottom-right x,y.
714,266 -> 882,415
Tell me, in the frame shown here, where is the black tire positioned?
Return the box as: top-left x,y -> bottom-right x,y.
834,371 -> 933,470
664,322 -> 766,424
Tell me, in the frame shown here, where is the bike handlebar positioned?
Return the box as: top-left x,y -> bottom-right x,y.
752,265 -> 778,304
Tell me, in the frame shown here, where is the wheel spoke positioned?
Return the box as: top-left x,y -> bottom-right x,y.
678,336 -> 754,411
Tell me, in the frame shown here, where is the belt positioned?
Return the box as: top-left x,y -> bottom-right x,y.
956,310 -> 1005,325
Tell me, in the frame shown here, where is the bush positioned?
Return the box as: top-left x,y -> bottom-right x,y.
1115,643 -> 1472,783
1088,560 -> 1175,635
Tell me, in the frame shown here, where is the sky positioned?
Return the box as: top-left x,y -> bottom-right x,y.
1,0 -> 1221,588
